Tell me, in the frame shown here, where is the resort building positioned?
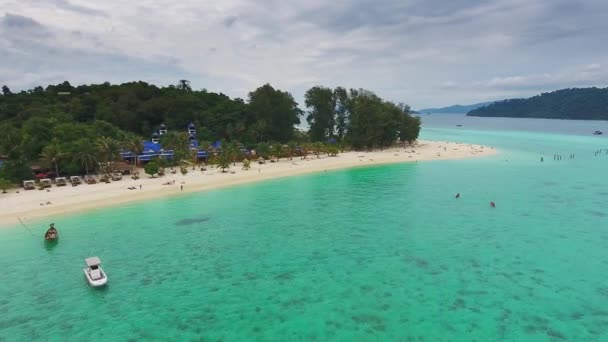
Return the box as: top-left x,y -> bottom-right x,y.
120,122 -> 211,164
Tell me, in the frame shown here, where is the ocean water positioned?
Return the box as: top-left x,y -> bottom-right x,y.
1,116 -> 607,341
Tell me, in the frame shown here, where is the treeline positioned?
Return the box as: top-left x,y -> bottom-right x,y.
305,87 -> 420,149
467,87 -> 608,120
0,81 -> 420,183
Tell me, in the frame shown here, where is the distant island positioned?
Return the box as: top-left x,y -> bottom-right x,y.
417,101 -> 495,114
467,87 -> 608,120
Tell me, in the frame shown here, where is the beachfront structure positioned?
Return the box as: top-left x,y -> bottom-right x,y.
23,180 -> 35,190
55,177 -> 68,186
70,176 -> 82,186
120,123 -> 213,164
111,170 -> 123,181
40,178 -> 52,188
188,139 -> 209,161
188,122 -> 196,136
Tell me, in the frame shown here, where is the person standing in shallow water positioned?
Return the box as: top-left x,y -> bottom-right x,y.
455,193 -> 460,198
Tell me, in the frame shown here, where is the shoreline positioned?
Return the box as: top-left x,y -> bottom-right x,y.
0,140 -> 497,228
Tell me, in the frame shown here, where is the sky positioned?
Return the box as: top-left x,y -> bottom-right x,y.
1,0 -> 608,109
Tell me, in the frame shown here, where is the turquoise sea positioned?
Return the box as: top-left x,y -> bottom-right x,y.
1,115 -> 607,341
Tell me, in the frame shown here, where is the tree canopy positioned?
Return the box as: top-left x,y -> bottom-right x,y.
304,87 -> 420,149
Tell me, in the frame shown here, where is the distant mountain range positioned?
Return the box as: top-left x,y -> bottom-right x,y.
417,101 -> 495,114
468,87 -> 608,120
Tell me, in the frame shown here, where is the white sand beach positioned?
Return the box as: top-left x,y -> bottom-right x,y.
0,140 -> 496,227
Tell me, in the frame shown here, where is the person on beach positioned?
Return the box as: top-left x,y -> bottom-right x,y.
139,184 -> 142,190
180,185 -> 183,191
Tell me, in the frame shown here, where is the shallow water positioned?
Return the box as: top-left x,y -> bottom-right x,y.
1,117 -> 607,341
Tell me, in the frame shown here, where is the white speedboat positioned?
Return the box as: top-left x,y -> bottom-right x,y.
83,257 -> 108,287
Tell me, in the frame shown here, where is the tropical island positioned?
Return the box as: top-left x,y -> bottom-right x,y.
417,101 -> 494,114
0,80 -> 496,224
0,81 -> 420,184
467,87 -> 608,120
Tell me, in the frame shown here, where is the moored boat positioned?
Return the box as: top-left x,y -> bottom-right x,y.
44,223 -> 58,242
593,130 -> 603,135
83,257 -> 108,287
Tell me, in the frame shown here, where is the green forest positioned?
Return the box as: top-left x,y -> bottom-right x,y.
0,81 -> 420,184
467,87 -> 608,120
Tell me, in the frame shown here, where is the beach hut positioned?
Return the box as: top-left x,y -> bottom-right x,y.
110,161 -> 132,175
257,156 -> 265,164
40,178 -> 52,188
23,180 -> 36,190
70,176 -> 82,186
111,171 -> 123,181
55,177 -> 68,186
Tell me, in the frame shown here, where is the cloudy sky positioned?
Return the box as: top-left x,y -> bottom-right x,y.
1,0 -> 608,108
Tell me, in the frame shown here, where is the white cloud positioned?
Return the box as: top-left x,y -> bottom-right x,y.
1,0 -> 608,108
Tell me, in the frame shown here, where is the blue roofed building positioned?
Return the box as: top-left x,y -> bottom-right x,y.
120,123 -> 215,164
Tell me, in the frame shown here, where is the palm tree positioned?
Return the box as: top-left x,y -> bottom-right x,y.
287,141 -> 297,160
122,134 -> 143,169
313,142 -> 324,158
96,136 -> 120,175
217,152 -> 230,172
190,148 -> 198,169
160,132 -> 189,164
40,138 -> 65,177
0,178 -> 11,193
272,144 -> 283,161
72,139 -> 98,176
301,143 -> 312,160
199,141 -> 211,164
224,142 -> 240,166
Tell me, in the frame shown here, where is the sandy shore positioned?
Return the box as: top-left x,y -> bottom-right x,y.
0,140 -> 496,227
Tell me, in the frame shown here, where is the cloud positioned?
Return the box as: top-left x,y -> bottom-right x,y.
56,0 -> 106,16
435,63 -> 608,104
1,13 -> 49,38
2,13 -> 42,28
222,15 -> 238,28
1,0 -> 608,108
481,63 -> 608,90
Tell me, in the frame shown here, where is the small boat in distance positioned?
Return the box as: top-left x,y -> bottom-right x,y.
44,223 -> 58,242
593,131 -> 603,135
456,124 -> 463,127
84,257 -> 108,287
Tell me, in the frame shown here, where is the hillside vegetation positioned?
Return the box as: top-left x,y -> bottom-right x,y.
467,88 -> 608,120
